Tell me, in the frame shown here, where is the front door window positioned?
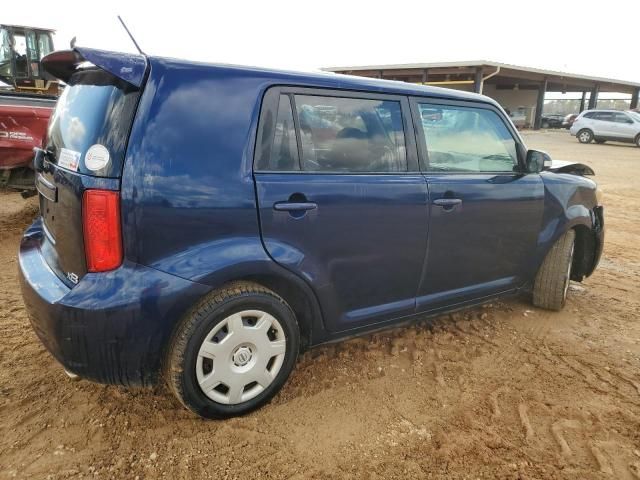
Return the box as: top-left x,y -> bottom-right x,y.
418,103 -> 518,173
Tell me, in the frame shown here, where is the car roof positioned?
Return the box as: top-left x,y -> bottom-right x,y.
148,54 -> 501,107
582,109 -> 624,114
44,47 -> 504,109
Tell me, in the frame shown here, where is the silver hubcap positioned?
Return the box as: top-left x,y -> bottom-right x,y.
196,310 -> 286,405
579,132 -> 590,142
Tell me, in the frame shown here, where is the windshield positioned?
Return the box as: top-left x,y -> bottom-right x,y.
47,67 -> 141,177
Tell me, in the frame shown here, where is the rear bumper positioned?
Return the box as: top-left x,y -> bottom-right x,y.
18,219 -> 211,386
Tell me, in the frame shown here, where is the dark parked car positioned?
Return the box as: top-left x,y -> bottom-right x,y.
563,113 -> 579,129
540,114 -> 564,128
19,48 -> 605,419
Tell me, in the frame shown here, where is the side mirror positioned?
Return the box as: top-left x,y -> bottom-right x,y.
525,149 -> 551,173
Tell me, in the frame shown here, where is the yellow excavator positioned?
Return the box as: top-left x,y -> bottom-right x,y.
0,24 -> 59,95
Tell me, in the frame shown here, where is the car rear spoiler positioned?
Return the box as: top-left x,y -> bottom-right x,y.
41,47 -> 147,88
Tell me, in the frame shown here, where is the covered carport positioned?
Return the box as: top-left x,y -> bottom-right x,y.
323,61 -> 640,129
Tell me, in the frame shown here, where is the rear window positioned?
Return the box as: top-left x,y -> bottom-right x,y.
46,67 -> 141,177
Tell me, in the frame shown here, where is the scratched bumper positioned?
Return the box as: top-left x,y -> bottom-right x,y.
18,219 -> 210,386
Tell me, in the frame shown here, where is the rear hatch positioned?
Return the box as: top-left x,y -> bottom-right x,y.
36,48 -> 146,287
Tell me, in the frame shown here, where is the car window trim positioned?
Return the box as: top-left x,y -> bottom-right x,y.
253,86 -> 420,174
408,96 -> 527,175
288,94 -> 304,171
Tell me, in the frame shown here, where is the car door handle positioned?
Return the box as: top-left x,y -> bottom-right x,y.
433,198 -> 462,208
273,201 -> 318,212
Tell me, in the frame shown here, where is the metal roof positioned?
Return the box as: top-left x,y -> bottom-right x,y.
323,60 -> 640,89
0,24 -> 56,33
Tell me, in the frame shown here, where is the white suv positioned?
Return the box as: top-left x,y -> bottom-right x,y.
570,109 -> 640,147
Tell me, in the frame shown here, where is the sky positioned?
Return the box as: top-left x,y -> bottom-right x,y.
4,0 -> 639,88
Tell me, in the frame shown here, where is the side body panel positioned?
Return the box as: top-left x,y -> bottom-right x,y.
120,58 -> 601,352
410,97 -> 546,309
532,172 -> 600,273
121,59 -> 265,273
119,59 -> 329,344
417,173 -> 545,310
256,173 -> 429,332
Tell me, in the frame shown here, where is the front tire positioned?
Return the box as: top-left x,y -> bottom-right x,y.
577,129 -> 593,144
532,229 -> 575,311
165,282 -> 300,419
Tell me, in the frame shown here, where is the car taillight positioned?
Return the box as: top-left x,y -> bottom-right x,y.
82,189 -> 122,272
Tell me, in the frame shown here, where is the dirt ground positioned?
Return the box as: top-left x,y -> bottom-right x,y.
1,130 -> 639,479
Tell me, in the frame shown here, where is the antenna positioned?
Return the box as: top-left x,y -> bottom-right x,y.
117,16 -> 145,56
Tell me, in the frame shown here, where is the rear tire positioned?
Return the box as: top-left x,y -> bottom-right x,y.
577,129 -> 593,144
532,230 -> 575,311
165,281 -> 300,419
635,134 -> 640,147
541,121 -> 549,129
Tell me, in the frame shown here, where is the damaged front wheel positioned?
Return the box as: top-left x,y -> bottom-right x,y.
532,229 -> 576,311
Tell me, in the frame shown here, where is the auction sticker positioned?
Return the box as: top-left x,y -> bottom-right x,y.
85,144 -> 111,171
58,148 -> 81,172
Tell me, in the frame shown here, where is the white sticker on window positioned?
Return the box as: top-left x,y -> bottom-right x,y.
85,144 -> 111,171
58,148 -> 81,172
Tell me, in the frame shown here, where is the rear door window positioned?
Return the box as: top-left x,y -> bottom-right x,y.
593,112 -> 614,122
293,95 -> 407,172
417,103 -> 518,173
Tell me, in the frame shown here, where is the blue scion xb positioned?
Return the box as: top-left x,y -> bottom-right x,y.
18,48 -> 604,418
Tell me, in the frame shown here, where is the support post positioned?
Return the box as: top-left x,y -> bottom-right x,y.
631,88 -> 639,110
473,67 -> 483,94
588,84 -> 599,109
533,78 -> 548,130
422,69 -> 429,85
377,70 -> 383,79
579,91 -> 587,113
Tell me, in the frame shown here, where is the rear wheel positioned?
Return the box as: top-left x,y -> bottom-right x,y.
541,120 -> 549,129
635,134 -> 640,147
166,282 -> 300,419
532,229 -> 575,311
577,129 -> 593,144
